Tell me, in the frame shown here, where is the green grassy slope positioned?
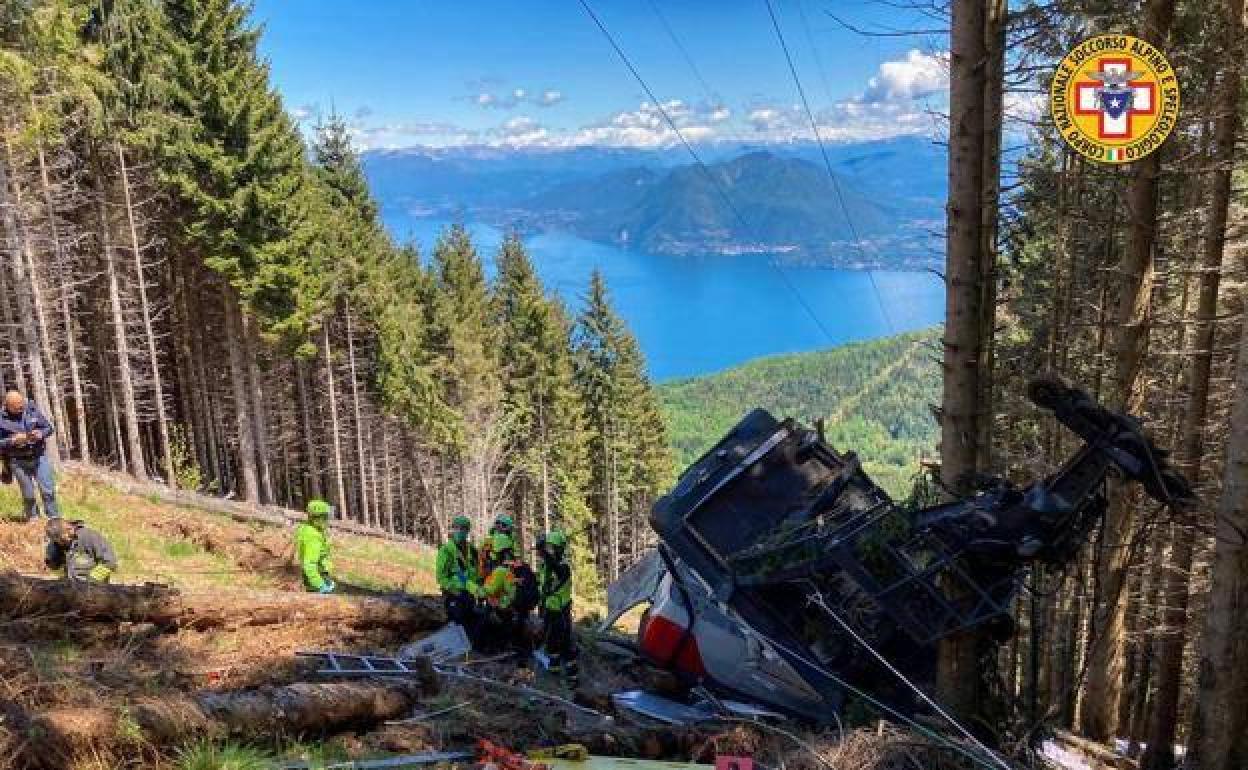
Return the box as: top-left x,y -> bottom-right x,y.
659,328 -> 941,497
0,472 -> 436,595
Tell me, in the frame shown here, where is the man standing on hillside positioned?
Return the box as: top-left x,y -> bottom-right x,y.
296,500 -> 336,593
0,391 -> 60,520
45,518 -> 117,584
437,515 -> 482,642
537,530 -> 578,687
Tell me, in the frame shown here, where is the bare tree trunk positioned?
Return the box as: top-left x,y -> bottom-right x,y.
382,425 -> 395,533
344,301 -> 372,526
1182,4 -> 1248,767
31,135 -> 71,456
115,143 -> 173,483
937,0 -> 999,720
1,135 -> 58,463
1190,276 -> 1248,770
294,356 -> 322,499
0,243 -> 26,393
1080,0 -> 1177,742
92,155 -> 145,478
240,311 -> 274,502
322,322 -> 348,517
221,288 -> 258,502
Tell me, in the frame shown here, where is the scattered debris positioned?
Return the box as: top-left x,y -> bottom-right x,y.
398,623 -> 472,663
436,666 -> 612,722
612,691 -> 784,727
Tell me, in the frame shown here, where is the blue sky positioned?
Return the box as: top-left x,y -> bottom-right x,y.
250,1 -> 952,150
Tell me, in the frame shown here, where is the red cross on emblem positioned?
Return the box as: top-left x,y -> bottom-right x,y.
1074,58 -> 1156,139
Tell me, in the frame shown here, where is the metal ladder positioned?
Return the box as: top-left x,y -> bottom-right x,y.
297,651 -> 427,677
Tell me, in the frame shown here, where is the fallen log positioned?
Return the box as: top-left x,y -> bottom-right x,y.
28,676 -> 437,766
1052,730 -> 1136,770
0,572 -> 444,632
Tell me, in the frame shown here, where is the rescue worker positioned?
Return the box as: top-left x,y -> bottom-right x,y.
44,518 -> 117,584
295,499 -> 336,593
538,530 -> 578,687
436,515 -> 482,642
478,512 -> 515,576
0,390 -> 60,520
480,532 -> 541,655
481,532 -> 519,653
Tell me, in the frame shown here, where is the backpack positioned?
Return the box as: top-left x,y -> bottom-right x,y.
511,562 -> 540,614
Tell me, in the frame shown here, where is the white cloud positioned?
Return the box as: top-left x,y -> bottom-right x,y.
496,115 -> 550,146
473,85 -> 567,110
862,49 -> 949,104
358,50 -> 951,150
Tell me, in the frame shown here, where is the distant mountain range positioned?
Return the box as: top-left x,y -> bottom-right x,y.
362,137 -> 946,269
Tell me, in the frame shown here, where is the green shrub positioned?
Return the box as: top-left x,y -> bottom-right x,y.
174,741 -> 275,770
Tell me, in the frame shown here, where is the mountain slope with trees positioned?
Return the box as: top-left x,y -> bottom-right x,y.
659,329 -> 940,498
0,0 -> 669,598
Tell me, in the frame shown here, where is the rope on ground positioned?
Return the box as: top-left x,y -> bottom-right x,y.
435,665 -> 612,722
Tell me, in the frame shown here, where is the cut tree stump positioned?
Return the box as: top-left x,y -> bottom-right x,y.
29,677 -> 437,765
0,571 -> 444,632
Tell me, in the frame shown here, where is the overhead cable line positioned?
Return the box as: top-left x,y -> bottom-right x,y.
576,0 -> 839,345
762,0 -> 896,335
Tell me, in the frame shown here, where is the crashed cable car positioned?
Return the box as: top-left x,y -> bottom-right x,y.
606,377 -> 1192,724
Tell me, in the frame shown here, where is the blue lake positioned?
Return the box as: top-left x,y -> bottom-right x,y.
384,213 -> 945,382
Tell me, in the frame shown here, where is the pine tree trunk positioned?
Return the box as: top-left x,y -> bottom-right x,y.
1190,283 -> 1248,770
938,0 -> 996,721
294,356 -> 322,498
221,288 -> 259,501
241,312 -> 274,503
344,301 -> 372,526
92,155 -> 145,478
0,245 -> 26,393
1182,3 -> 1247,765
188,280 -> 222,490
31,136 -> 72,457
382,425 -> 395,533
0,135 -> 58,462
322,323 -> 348,517
1080,0 -> 1177,742
116,143 -> 174,484
170,254 -> 205,477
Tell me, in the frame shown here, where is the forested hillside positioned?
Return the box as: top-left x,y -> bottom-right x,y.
0,0 -> 671,594
660,330 -> 940,498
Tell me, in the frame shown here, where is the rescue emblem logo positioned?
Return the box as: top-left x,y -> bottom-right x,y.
1050,34 -> 1180,164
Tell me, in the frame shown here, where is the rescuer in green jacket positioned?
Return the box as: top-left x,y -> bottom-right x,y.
537,530 -> 578,686
296,500 -> 335,593
436,515 -> 482,642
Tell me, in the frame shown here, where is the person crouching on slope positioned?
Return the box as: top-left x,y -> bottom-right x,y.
296,500 -> 336,593
45,518 -> 117,584
481,532 -> 540,655
437,515 -> 482,643
538,530 -> 578,687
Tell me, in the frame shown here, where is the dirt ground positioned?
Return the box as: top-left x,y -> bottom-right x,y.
0,472 -> 970,770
